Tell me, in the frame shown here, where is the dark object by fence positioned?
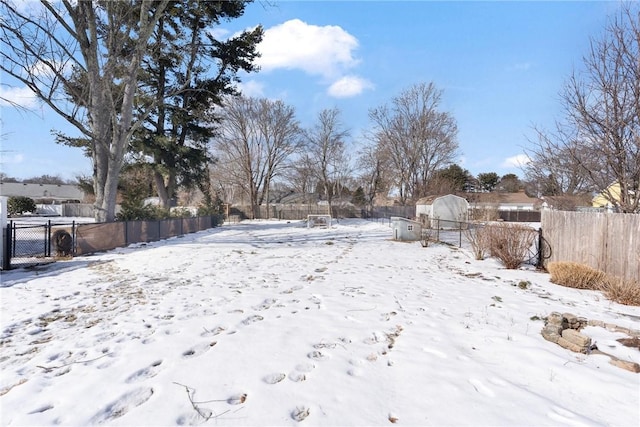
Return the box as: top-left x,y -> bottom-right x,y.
52,229 -> 72,257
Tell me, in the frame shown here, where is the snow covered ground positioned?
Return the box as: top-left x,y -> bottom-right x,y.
1,219 -> 638,426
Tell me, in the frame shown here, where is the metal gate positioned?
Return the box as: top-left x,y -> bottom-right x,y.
2,221 -> 77,270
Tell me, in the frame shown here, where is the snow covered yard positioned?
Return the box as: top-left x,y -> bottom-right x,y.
1,219 -> 638,426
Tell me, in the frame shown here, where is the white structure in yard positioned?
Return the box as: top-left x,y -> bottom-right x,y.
391,217 -> 423,241
416,194 -> 469,229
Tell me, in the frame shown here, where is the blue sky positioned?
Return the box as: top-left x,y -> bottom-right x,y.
0,1 -> 616,182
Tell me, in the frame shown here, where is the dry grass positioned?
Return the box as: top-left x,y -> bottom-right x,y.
484,223 -> 537,269
547,262 -> 607,290
547,261 -> 640,306
599,277 -> 640,306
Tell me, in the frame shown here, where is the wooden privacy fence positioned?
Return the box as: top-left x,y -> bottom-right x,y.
541,210 -> 640,282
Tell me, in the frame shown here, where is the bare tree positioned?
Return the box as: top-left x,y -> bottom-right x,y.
303,108 -> 350,216
0,0 -> 170,222
213,96 -> 302,218
528,3 -> 640,212
524,127 -> 593,197
355,144 -> 390,215
284,153 -> 318,203
368,82 -> 458,204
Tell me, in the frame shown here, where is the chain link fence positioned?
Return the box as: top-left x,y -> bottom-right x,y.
2,215 -> 220,270
420,219 -> 548,268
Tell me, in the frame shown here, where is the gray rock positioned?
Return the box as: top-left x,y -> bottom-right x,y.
557,336 -> 586,353
562,329 -> 592,348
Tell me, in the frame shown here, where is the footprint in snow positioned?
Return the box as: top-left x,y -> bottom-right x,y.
307,350 -> 328,360
253,298 -> 277,311
291,406 -> 310,421
125,360 -> 163,383
288,361 -> 315,382
288,371 -> 307,382
280,285 -> 303,294
182,342 -> 216,358
381,311 -> 397,321
89,387 -> 154,424
308,295 -> 322,305
227,393 -> 247,405
200,326 -> 226,337
241,315 -> 264,325
263,373 -> 286,384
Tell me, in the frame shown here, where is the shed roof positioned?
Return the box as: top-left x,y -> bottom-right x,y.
416,194 -> 470,206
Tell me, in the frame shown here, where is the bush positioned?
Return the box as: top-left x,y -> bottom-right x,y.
600,277 -> 640,306
7,196 -> 36,216
547,261 -> 640,306
485,223 -> 537,269
463,223 -> 491,260
170,207 -> 193,218
547,262 -> 606,290
116,203 -> 168,221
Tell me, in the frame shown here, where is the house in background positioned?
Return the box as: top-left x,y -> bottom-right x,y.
540,194 -> 594,212
0,182 -> 86,203
465,190 -> 542,212
462,190 -> 543,222
591,182 -> 637,212
416,194 -> 469,228
0,182 -> 90,216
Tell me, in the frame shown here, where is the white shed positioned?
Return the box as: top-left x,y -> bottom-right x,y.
416,194 -> 469,229
391,217 -> 422,241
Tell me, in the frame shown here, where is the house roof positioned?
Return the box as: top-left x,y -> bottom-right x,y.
0,182 -> 85,201
542,194 -> 593,209
417,191 -> 541,207
464,191 -> 542,207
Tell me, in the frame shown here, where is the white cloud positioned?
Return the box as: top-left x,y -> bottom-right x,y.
209,27 -> 230,41
29,59 -> 74,78
236,80 -> 265,98
257,19 -> 360,79
0,153 -> 25,165
0,86 -> 38,108
502,154 -> 531,168
327,75 -> 373,98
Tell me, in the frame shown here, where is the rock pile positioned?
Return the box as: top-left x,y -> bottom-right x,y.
542,311 -> 640,373
542,312 -> 592,353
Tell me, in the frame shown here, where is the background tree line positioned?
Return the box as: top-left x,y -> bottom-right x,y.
2,1 -> 638,219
